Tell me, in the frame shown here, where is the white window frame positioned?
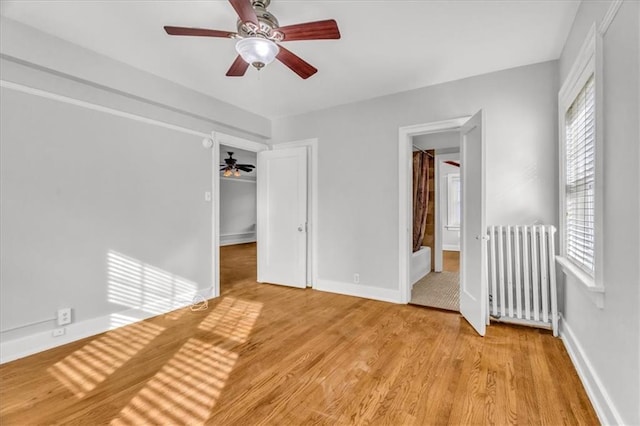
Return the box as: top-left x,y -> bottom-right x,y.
557,23 -> 604,297
446,173 -> 461,230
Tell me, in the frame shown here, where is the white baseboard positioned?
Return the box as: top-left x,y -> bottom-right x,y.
442,244 -> 460,251
220,232 -> 256,246
315,279 -> 402,304
560,316 -> 624,425
0,287 -> 214,364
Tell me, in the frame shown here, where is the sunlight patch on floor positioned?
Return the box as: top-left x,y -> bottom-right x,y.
47,318 -> 164,398
198,297 -> 263,343
111,339 -> 238,426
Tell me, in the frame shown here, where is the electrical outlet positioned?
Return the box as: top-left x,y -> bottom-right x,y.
353,273 -> 360,284
52,328 -> 65,337
57,308 -> 71,326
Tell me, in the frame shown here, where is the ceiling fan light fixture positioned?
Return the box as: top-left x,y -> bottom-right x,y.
233,169 -> 241,177
223,169 -> 233,177
235,37 -> 279,70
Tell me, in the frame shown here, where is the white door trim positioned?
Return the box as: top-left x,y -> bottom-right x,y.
211,131 -> 268,298
398,117 -> 470,303
270,139 -> 318,287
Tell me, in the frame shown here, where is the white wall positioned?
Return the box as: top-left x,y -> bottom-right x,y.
0,88 -> 211,351
219,179 -> 257,245
0,19 -> 268,361
557,1 -> 640,424
272,60 -> 558,296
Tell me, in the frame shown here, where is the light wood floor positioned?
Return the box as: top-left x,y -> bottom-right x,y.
443,250 -> 460,272
0,243 -> 597,425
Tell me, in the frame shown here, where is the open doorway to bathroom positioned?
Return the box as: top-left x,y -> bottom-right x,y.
409,132 -> 460,312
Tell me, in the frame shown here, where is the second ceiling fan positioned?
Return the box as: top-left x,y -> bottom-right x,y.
164,0 -> 341,79
221,152 -> 255,177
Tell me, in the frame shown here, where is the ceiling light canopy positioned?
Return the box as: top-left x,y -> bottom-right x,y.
235,37 -> 279,70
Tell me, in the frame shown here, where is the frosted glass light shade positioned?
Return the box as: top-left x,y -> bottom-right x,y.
235,37 -> 279,69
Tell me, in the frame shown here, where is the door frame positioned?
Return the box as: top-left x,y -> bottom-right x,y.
398,117 -> 473,304
211,131 -> 268,298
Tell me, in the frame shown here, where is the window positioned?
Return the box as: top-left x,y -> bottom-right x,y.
564,75 -> 595,274
558,23 -> 603,295
446,173 -> 461,229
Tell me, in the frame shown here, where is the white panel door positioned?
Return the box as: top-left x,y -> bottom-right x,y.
257,147 -> 307,288
459,110 -> 487,336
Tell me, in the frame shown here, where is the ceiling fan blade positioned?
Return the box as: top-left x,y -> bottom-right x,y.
277,19 -> 341,41
444,161 -> 460,168
276,45 -> 317,79
229,0 -> 259,26
226,55 -> 250,77
164,26 -> 235,38
236,164 -> 255,168
237,166 -> 254,172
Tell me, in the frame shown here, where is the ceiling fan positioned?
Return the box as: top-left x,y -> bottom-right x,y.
221,152 -> 256,177
164,0 -> 341,79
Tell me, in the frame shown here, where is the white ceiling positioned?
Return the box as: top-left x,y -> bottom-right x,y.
0,0 -> 580,119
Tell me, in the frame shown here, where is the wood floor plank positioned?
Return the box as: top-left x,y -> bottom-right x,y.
0,243 -> 598,425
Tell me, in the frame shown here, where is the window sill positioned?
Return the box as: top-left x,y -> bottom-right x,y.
556,256 -> 604,308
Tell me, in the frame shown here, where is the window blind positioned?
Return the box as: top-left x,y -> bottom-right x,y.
564,74 -> 595,274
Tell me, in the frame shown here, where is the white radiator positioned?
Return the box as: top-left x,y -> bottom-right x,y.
487,225 -> 558,336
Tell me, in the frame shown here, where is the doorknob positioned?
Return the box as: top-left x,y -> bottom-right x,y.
298,225 -> 304,232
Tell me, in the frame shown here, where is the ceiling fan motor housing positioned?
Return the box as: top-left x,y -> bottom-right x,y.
237,0 -> 284,42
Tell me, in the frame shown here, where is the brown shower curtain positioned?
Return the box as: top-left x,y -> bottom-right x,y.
412,151 -> 429,253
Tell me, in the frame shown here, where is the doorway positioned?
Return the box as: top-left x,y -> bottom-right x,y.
409,142 -> 461,312
398,113 -> 487,336
211,132 -> 267,298
212,134 -> 318,298
218,144 -> 258,294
